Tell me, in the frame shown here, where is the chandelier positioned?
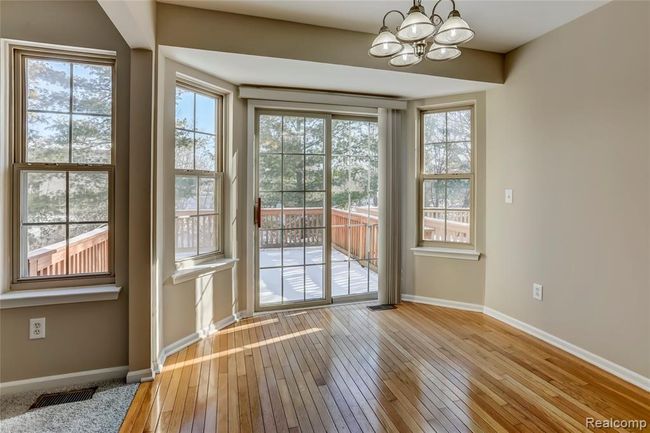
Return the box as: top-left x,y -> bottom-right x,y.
369,0 -> 474,67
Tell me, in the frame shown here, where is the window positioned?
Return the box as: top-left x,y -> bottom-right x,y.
419,107 -> 473,246
12,49 -> 115,285
174,83 -> 223,261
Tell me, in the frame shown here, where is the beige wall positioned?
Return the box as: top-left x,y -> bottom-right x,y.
162,270 -> 234,346
401,93 -> 487,305
156,3 -> 504,86
0,0 -> 131,382
128,49 -> 154,372
485,1 -> 650,377
155,57 -> 243,351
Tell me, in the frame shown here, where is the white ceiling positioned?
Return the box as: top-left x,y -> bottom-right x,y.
158,0 -> 607,53
160,46 -> 501,99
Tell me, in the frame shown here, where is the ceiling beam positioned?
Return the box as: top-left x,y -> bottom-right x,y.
157,3 -> 504,84
98,0 -> 156,50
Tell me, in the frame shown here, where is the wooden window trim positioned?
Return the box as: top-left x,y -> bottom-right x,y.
418,105 -> 476,249
174,80 -> 225,264
11,47 -> 117,290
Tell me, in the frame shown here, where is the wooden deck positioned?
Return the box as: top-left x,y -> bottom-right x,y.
120,302 -> 650,433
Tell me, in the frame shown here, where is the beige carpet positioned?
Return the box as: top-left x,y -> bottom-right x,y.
0,380 -> 137,433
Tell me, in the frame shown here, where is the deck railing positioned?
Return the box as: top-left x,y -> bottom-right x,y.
27,207 -> 471,277
27,225 -> 109,277
260,207 -> 379,260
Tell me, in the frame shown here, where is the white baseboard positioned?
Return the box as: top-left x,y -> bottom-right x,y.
126,368 -> 154,384
155,313 -> 241,373
401,293 -> 649,392
483,307 -> 650,392
0,365 -> 128,395
401,294 -> 484,312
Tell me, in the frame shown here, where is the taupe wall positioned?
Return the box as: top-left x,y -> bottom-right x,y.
485,1 -> 650,377
128,49 -> 154,373
401,93 -> 487,305
155,58 -> 243,350
0,0 -> 131,382
156,2 -> 504,86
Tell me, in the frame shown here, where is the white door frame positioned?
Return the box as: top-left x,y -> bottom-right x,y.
245,99 -> 378,314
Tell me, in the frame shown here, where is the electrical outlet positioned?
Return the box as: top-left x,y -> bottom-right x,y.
505,189 -> 513,204
29,318 -> 46,340
533,283 -> 543,301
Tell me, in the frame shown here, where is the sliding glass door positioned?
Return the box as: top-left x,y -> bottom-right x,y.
255,110 -> 379,311
331,118 -> 379,297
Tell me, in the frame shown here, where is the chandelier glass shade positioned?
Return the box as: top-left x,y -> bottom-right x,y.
433,12 -> 474,45
396,6 -> 436,41
389,44 -> 422,67
368,0 -> 474,66
369,28 -> 404,57
426,43 -> 461,61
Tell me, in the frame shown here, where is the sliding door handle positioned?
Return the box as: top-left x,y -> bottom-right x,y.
254,197 -> 262,228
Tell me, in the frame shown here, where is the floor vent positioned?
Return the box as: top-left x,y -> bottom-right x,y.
29,387 -> 97,410
367,304 -> 397,311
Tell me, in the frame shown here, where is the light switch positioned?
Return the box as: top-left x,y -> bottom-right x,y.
505,189 -> 513,204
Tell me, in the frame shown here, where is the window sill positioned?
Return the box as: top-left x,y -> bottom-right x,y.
0,285 -> 122,310
411,247 -> 480,261
171,258 -> 238,285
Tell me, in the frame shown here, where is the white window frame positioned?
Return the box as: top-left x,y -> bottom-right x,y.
173,80 -> 224,264
418,105 -> 475,249
10,45 -> 116,290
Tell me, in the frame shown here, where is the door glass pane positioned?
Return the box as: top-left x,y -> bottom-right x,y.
331,261 -> 349,297
283,192 -> 304,228
305,118 -> 324,154
305,265 -> 324,300
283,266 -> 305,302
260,192 -> 281,229
305,228 -> 324,264
283,155 -> 304,191
259,230 -> 281,267
305,155 -> 324,191
331,118 -> 379,297
350,260 -> 369,294
283,230 -> 304,266
305,192 -> 325,228
259,115 -> 282,153
282,116 -> 304,153
260,268 -> 282,305
259,154 -> 282,191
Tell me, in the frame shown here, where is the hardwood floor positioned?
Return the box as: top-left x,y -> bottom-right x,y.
120,302 -> 650,433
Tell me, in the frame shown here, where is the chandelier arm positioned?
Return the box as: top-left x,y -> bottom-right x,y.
431,13 -> 444,27
382,9 -> 406,28
431,0 -> 456,19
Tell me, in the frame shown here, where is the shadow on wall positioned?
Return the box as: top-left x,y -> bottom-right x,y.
163,269 -> 235,348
